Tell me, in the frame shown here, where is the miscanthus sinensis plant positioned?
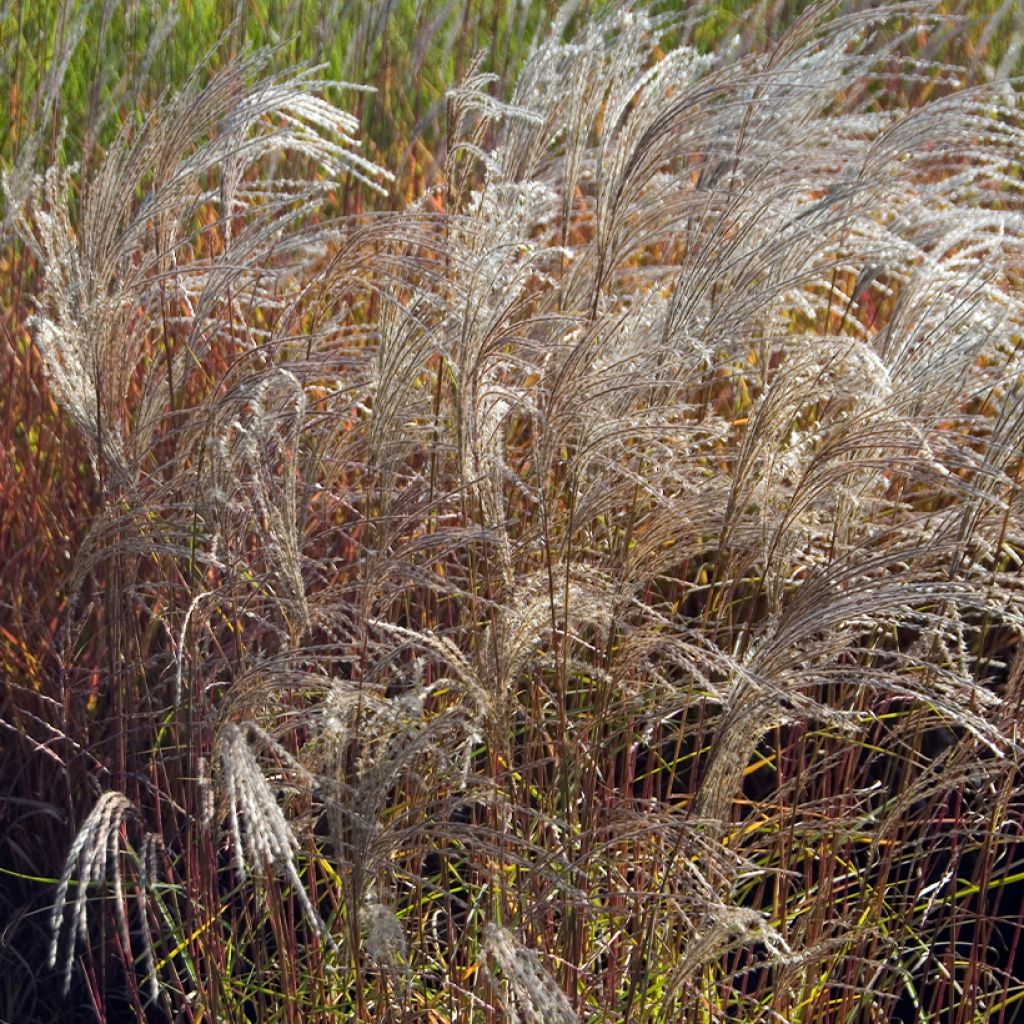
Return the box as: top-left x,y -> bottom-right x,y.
3,2 -> 1024,1021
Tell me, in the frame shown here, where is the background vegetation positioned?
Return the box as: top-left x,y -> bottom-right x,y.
2,1 -> 1024,1021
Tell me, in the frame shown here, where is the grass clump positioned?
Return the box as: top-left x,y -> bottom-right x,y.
2,2 -> 1024,1022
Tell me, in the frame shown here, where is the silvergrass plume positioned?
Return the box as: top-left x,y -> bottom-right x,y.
0,0 -> 1022,1020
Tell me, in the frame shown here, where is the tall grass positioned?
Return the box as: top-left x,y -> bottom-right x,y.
2,1 -> 1024,1022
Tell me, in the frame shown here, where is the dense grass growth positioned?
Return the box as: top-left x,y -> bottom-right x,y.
3,1 -> 1024,1021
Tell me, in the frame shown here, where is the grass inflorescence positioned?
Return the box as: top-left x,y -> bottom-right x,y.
2,2 -> 1024,1022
